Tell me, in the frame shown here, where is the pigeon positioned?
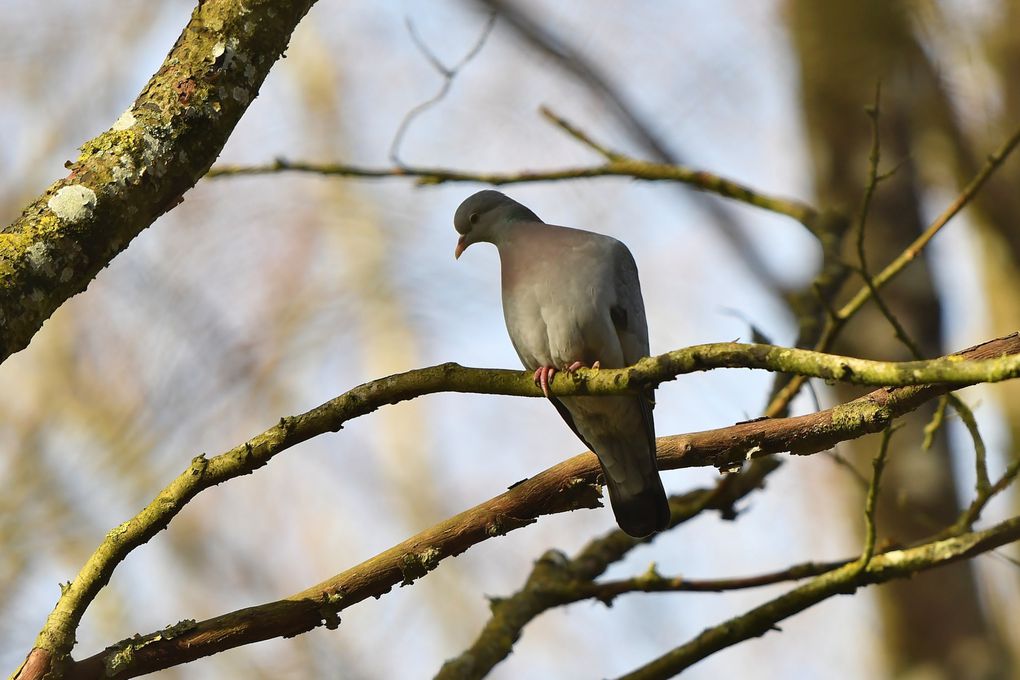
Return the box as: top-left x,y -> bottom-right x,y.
453,190 -> 669,537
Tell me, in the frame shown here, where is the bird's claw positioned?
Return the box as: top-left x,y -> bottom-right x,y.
565,360 -> 601,373
533,366 -> 557,398
535,361 -> 602,398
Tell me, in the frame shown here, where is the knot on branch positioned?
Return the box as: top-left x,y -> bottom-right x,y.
400,547 -> 443,586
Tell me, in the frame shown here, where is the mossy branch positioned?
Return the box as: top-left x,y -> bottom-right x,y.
0,0 -> 318,367
435,460 -> 782,680
59,333 -> 1020,679
616,515 -> 1020,679
768,119 -> 1020,410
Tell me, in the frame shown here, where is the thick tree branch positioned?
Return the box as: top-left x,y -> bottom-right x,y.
64,333 -> 1020,679
434,460 -> 782,680
0,0 -> 318,367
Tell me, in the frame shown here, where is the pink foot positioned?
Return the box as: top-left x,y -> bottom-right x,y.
534,361 -> 602,397
533,366 -> 557,398
565,360 -> 601,372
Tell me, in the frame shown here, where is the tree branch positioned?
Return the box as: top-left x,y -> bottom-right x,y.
616,515 -> 1020,679
0,0 -> 318,367
767,119 -> 1020,411
206,154 -> 820,233
434,460 -> 782,680
63,333 -> 1020,679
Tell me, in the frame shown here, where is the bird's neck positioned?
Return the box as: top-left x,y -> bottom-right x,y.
492,218 -> 548,252
494,220 -> 553,293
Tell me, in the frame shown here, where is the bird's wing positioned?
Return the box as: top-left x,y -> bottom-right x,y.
610,241 -> 650,365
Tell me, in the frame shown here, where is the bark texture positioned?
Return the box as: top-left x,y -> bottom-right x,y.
0,0 -> 318,365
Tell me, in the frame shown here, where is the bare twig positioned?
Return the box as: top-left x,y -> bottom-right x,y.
539,105 -> 624,161
857,425 -> 895,570
615,514 -> 1020,679
840,121 -> 1020,322
955,400 -> 993,497
922,394 -> 950,450
854,82 -> 886,281
940,454 -> 1020,539
579,560 -> 849,600
207,154 -> 820,231
389,12 -> 496,164
764,119 -> 1020,414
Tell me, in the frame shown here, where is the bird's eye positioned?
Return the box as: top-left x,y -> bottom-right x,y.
469,212 -> 480,225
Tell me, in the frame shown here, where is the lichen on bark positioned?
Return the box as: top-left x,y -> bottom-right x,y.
0,0 -> 318,366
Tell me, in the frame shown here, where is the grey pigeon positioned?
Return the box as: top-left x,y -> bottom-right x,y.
453,190 -> 669,537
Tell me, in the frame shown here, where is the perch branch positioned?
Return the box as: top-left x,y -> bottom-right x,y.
63,333 -> 1020,679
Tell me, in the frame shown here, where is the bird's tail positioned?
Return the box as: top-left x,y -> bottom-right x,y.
555,394 -> 670,538
602,455 -> 670,538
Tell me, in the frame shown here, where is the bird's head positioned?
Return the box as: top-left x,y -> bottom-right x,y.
453,190 -> 540,259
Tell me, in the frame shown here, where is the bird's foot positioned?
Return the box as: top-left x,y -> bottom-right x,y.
565,360 -> 601,372
533,366 -> 557,398
535,361 -> 602,397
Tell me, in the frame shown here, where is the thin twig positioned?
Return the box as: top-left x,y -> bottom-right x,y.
942,453 -> 1020,538
582,560 -> 849,601
857,425 -> 895,570
955,398 -> 992,498
764,120 -> 1020,415
922,394 -> 950,450
389,12 -> 496,164
839,121 -> 1020,322
613,514 -> 1020,679
207,155 -> 820,230
853,84 -> 925,359
539,105 -> 624,161
854,82 -> 885,283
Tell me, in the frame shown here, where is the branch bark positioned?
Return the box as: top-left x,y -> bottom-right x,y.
434,459 -> 784,680
0,0 -> 317,366
63,333 -> 1020,679
617,515 -> 1020,679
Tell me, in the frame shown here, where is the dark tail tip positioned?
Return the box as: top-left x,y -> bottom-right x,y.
607,477 -> 671,538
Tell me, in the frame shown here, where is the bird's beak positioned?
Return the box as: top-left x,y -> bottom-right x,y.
454,235 -> 467,260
